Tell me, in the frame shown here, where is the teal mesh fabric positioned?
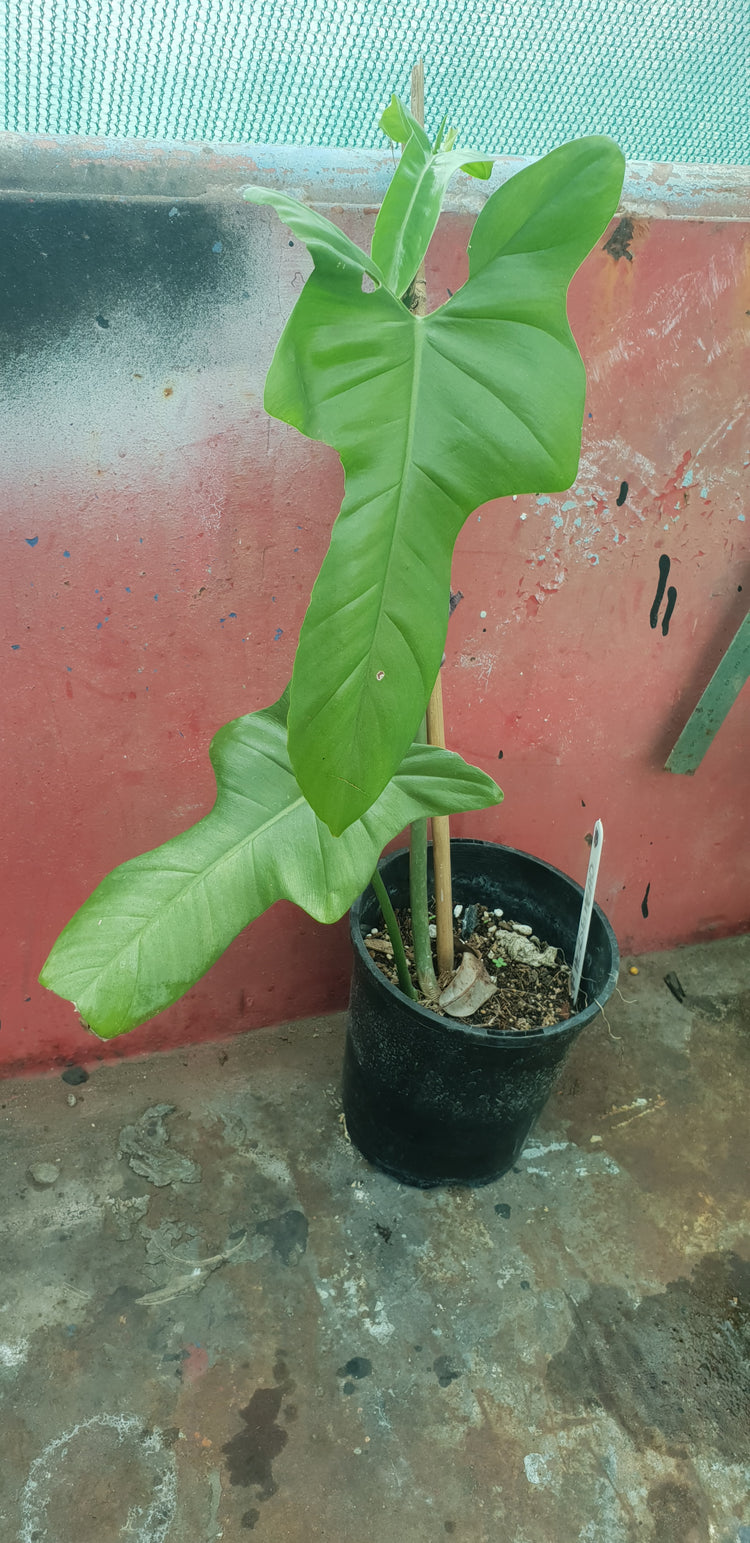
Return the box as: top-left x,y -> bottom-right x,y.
1,0 -> 748,164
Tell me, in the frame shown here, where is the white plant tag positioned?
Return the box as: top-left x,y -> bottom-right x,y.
571,819 -> 603,1006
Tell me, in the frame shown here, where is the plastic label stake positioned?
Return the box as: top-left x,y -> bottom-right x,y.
571,820 -> 603,1006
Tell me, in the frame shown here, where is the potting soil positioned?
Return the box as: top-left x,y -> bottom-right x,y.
365,903 -> 575,1032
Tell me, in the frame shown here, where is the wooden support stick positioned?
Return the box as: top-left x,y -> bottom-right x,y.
411,56 -> 424,122
410,58 -> 454,977
405,60 -> 428,314
426,679 -> 454,975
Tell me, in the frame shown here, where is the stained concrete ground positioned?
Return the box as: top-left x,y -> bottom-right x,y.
1,935 -> 749,1543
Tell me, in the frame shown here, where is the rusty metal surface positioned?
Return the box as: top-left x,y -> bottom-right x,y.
1,132 -> 749,1071
1,935 -> 748,1542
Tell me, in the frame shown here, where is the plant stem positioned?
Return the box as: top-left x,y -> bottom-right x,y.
370,867 -> 417,1000
410,815 -> 440,999
410,717 -> 439,998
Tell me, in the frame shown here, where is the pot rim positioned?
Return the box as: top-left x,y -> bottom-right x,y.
349,838 -> 620,1048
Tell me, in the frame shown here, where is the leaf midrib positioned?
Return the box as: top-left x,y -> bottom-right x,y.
348,315 -> 430,753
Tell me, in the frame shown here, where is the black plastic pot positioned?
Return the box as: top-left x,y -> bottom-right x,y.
343,840 -> 619,1188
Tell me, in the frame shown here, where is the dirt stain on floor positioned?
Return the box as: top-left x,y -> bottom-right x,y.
547,1250 -> 750,1463
646,1477 -> 711,1543
222,1354 -> 295,1505
255,1209 -> 309,1266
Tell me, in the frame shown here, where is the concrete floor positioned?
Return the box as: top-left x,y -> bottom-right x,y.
1,936 -> 749,1543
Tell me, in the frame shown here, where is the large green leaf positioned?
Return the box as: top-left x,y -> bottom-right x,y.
373,94 -> 494,297
244,134 -> 624,835
39,691 -> 501,1038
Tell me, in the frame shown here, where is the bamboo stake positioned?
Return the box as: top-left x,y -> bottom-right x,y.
409,58 -> 454,977
425,674 -> 454,976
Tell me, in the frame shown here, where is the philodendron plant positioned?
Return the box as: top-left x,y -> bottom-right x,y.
40,97 -> 625,1038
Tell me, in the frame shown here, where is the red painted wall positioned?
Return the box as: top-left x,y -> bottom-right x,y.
1,146 -> 748,1073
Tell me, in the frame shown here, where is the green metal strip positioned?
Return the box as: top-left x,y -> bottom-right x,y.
666,609 -> 750,774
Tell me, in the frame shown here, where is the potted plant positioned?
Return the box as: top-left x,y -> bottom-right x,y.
40,92 -> 624,1187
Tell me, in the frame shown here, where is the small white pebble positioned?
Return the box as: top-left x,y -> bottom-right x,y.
453,904 -> 463,918
493,908 -> 504,918
589,1135 -> 603,1144
428,924 -> 437,938
67,1093 -> 77,1107
480,610 -> 487,618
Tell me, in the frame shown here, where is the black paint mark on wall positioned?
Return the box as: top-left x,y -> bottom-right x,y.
616,480 -> 629,506
650,555 -> 670,627
661,587 -> 677,635
641,883 -> 650,919
603,216 -> 634,262
650,555 -> 677,634
0,199 -> 251,360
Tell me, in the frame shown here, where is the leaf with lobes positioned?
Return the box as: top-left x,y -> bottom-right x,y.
39,690 -> 502,1038
244,133 -> 625,834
